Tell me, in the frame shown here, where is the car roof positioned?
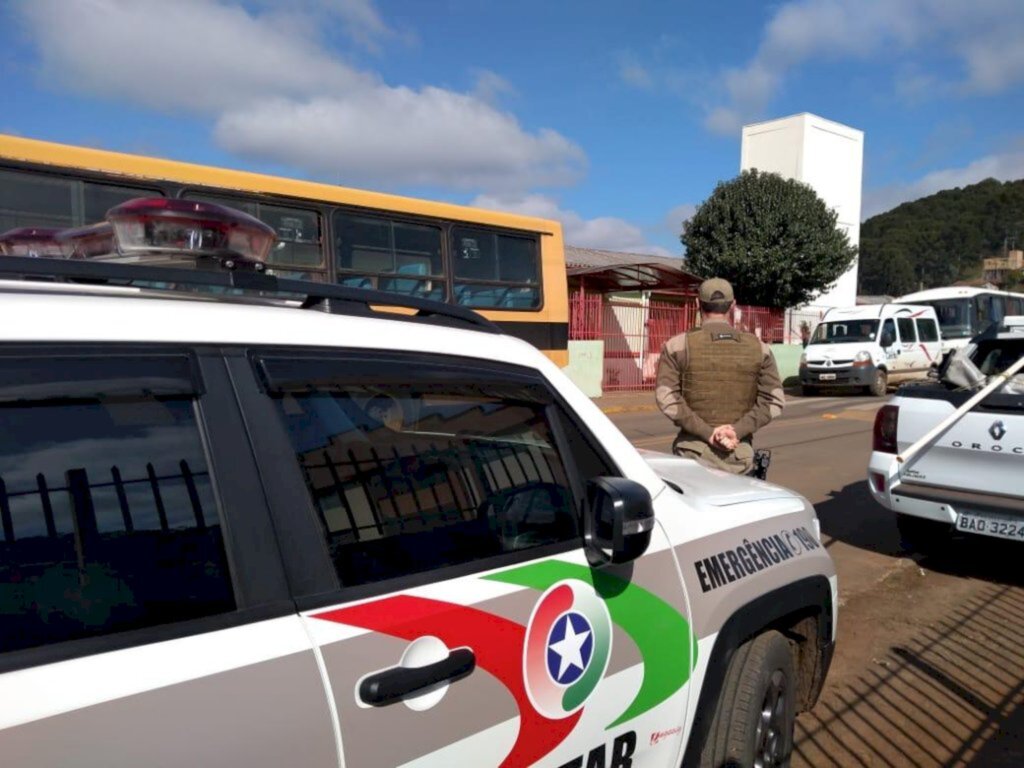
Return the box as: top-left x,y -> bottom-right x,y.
0,279 -> 545,369
823,304 -> 935,321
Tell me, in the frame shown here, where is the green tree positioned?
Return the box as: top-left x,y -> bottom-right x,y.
681,170 -> 857,307
859,178 -> 1024,295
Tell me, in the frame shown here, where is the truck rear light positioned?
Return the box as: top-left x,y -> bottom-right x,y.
55,222 -> 114,259
0,227 -> 64,258
873,404 -> 899,454
104,198 -> 275,268
869,471 -> 886,493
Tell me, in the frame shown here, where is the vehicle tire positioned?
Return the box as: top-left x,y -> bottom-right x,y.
801,385 -> 817,397
699,630 -> 796,768
896,513 -> 951,556
868,369 -> 887,397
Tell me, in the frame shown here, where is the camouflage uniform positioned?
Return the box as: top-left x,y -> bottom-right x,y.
656,319 -> 785,474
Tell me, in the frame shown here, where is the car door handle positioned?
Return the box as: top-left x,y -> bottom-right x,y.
358,647 -> 476,707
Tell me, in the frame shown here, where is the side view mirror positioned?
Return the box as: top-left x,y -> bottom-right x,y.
881,332 -> 895,348
583,477 -> 654,567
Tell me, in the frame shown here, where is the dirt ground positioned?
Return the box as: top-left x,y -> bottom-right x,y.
794,544 -> 1024,768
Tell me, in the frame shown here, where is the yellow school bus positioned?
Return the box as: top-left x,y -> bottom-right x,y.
0,134 -> 568,366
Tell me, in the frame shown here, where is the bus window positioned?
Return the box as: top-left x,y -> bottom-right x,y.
991,295 -> 1006,323
0,169 -> 75,230
334,212 -> 443,300
185,193 -> 323,272
452,227 -> 541,309
930,299 -> 973,339
84,182 -> 162,222
1009,297 -> 1023,315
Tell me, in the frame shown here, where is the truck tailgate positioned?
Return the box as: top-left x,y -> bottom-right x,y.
899,399 -> 1022,497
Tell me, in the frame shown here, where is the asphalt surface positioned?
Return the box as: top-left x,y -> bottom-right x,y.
604,392 -> 1024,767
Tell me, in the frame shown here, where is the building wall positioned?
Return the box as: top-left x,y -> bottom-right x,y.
741,113 -> 864,309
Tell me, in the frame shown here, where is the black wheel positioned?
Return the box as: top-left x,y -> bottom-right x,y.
896,513 -> 951,555
868,369 -> 887,397
700,630 -> 796,768
800,385 -> 817,397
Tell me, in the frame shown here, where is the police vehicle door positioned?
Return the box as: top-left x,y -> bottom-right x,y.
236,351 -> 693,768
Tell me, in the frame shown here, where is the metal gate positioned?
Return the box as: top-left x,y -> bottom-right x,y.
570,293 -> 784,391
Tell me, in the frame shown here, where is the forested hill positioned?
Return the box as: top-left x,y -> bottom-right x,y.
858,178 -> 1024,296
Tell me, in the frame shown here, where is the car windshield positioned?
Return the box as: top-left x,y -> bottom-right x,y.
930,299 -> 973,339
971,338 -> 1024,375
810,320 -> 879,344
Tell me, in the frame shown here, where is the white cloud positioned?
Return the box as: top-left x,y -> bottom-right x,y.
19,0 -> 371,113
704,0 -> 1024,135
215,91 -> 585,190
617,53 -> 654,90
470,69 -> 517,105
15,0 -> 583,192
863,149 -> 1024,218
472,193 -> 674,257
664,203 -> 696,234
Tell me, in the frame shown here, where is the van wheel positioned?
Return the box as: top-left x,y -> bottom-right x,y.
896,513 -> 950,556
867,370 -> 887,397
700,630 -> 796,768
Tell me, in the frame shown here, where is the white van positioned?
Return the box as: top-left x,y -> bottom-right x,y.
799,304 -> 942,396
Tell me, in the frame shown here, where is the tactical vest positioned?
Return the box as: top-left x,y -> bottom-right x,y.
682,325 -> 762,428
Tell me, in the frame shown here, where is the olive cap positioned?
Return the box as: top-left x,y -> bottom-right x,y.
698,277 -> 734,304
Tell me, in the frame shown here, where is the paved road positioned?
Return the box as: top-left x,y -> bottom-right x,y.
606,394 -> 1024,767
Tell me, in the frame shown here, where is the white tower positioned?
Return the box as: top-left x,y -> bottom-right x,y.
740,113 -> 864,308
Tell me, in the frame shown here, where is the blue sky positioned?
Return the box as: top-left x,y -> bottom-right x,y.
2,0 -> 1023,256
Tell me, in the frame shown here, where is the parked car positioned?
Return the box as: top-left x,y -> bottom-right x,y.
800,304 -> 942,396
0,200 -> 837,768
867,316 -> 1024,551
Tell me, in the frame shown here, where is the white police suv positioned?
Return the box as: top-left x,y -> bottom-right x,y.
0,200 -> 836,768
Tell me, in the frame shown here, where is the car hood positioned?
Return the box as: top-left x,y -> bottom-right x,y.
804,342 -> 870,360
639,449 -> 800,507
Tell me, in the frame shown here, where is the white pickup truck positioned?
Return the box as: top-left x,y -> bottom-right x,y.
867,317 -> 1024,550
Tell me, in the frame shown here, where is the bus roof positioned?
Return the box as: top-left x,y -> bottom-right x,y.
0,134 -> 561,235
898,286 -> 1024,301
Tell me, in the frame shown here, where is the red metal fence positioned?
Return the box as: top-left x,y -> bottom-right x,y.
569,292 -> 785,391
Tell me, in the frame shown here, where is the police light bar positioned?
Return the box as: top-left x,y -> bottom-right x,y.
0,227 -> 64,258
55,222 -> 115,259
104,198 -> 276,269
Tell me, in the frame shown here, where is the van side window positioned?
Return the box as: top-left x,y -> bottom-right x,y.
915,318 -> 939,343
261,362 -> 578,588
0,355 -> 235,656
897,317 -> 916,343
881,319 -> 896,345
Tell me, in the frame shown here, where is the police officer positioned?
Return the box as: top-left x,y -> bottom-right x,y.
655,278 -> 784,474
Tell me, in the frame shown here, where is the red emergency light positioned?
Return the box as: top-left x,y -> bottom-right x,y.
0,227 -> 64,258
104,198 -> 276,269
55,222 -> 115,259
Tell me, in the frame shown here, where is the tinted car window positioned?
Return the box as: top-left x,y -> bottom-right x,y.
267,373 -> 578,587
897,317 -> 917,342
0,360 -> 234,656
916,318 -> 939,343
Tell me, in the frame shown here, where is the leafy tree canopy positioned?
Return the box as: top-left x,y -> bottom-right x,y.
681,169 -> 857,308
858,178 -> 1024,296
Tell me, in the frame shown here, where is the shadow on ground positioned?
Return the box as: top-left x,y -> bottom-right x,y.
795,580 -> 1024,767
814,481 -> 903,557
815,482 -> 1024,589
